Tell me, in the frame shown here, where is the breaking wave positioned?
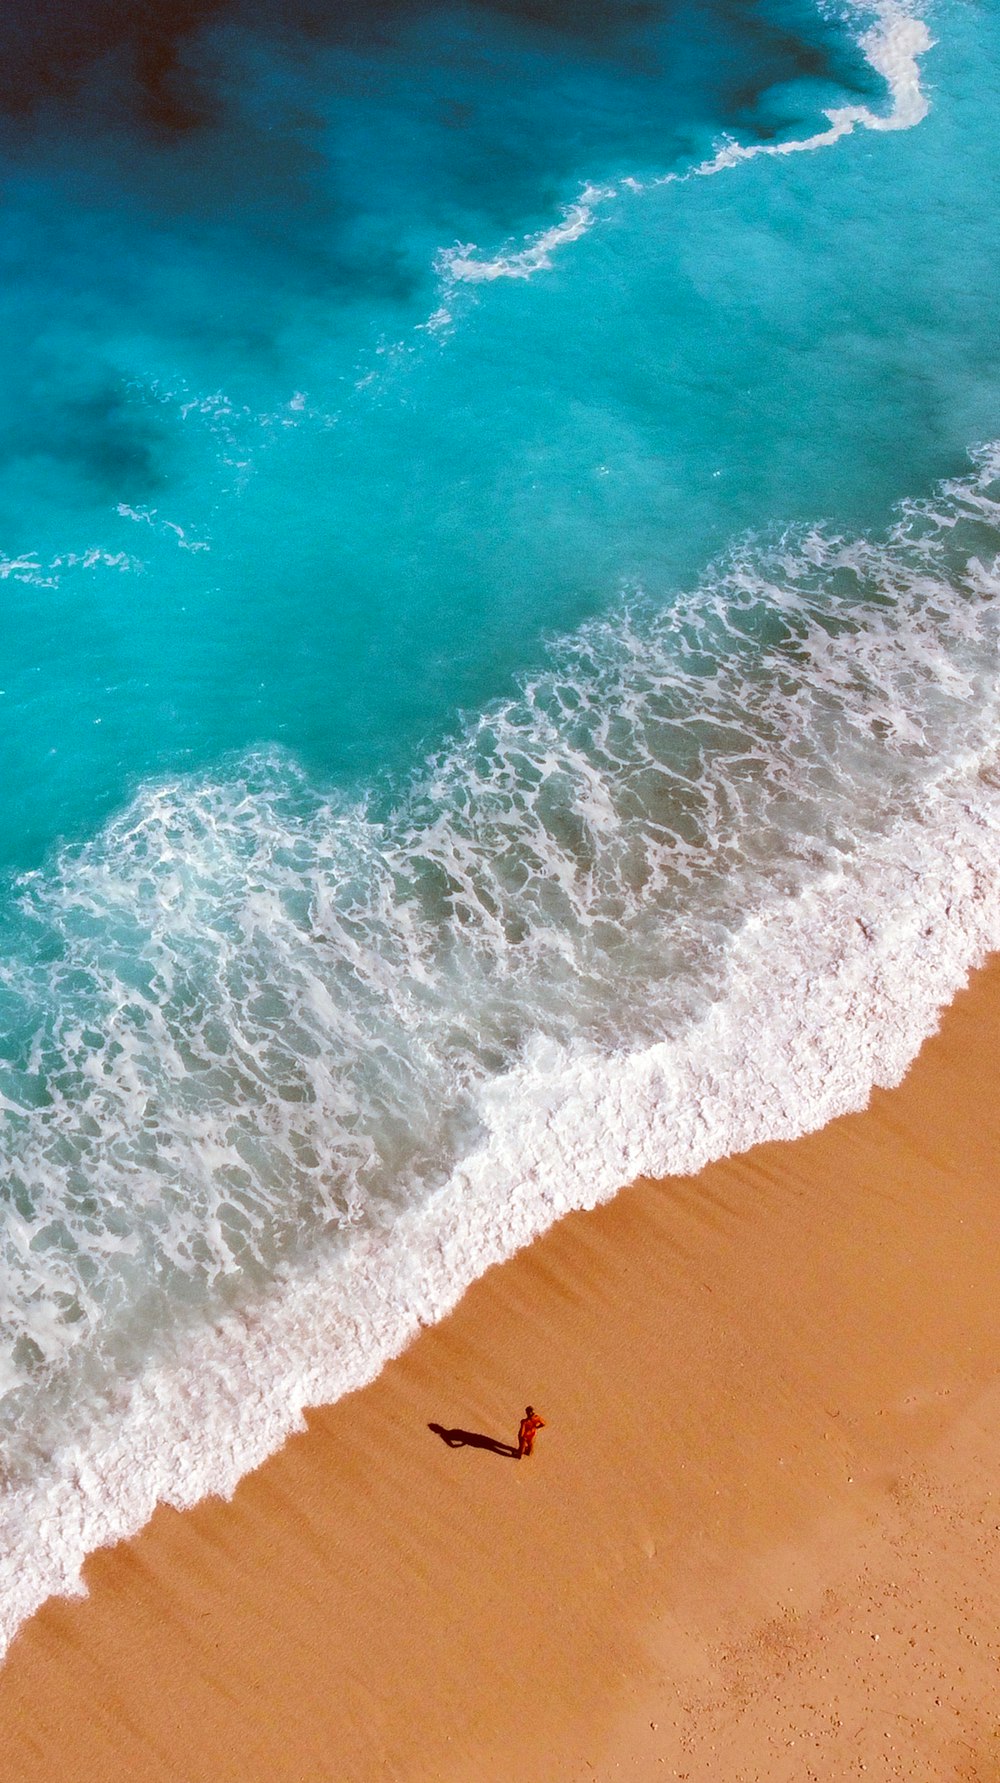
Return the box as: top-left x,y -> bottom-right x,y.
2,441 -> 1000,1651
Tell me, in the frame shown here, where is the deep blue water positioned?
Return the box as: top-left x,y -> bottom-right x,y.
2,0 -> 1000,1624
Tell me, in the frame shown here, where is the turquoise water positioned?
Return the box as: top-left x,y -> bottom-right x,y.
2,0 -> 1000,1642
0,0 -> 883,868
0,3 -> 992,876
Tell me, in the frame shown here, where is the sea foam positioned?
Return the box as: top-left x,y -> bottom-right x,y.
437,1 -> 933,285
1,439 -> 1000,1655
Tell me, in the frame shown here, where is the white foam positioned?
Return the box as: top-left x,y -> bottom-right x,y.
681,6 -> 932,181
1,444 -> 1000,1655
116,504 -> 210,552
2,739 -> 1000,1649
437,3 -> 933,286
438,184 -> 616,285
0,547 -> 143,589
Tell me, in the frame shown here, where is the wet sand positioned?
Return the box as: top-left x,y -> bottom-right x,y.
3,959 -> 1000,1780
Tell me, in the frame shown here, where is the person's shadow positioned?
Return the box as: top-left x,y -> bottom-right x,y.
428,1422 -> 518,1458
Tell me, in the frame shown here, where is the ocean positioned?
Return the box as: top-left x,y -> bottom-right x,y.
1,0 -> 999,1647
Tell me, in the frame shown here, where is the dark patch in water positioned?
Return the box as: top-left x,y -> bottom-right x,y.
0,375 -> 167,503
0,0 -> 878,138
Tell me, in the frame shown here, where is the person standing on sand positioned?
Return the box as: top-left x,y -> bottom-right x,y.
517,1406 -> 546,1459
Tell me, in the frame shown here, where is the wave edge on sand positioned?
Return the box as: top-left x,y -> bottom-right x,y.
2,438 -> 1000,1654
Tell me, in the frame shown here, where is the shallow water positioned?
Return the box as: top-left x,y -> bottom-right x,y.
1,0 -> 999,1648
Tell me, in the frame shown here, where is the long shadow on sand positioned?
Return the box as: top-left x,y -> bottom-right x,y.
428,1422 -> 518,1458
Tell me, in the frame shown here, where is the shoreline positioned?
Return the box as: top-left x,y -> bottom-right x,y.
3,955 -> 1000,1777
6,708 -> 1000,1650
5,444 -> 1000,1646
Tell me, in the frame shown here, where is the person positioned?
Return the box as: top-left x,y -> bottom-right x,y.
517,1405 -> 546,1459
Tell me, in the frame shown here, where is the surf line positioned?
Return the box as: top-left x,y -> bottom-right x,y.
436,1 -> 933,287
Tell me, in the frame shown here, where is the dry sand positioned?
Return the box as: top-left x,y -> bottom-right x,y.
2,959 -> 1000,1780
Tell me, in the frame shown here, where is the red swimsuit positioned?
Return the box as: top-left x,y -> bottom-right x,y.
517,1412 -> 546,1457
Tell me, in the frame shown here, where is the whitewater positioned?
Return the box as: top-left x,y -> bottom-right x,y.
1,0 -> 999,1656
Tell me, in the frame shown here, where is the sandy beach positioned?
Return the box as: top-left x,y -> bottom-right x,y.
2,956 -> 1000,1780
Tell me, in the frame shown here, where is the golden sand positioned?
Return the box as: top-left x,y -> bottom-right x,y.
3,960 -> 1000,1779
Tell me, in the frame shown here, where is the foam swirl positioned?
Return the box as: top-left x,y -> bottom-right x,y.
437,2 -> 933,285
